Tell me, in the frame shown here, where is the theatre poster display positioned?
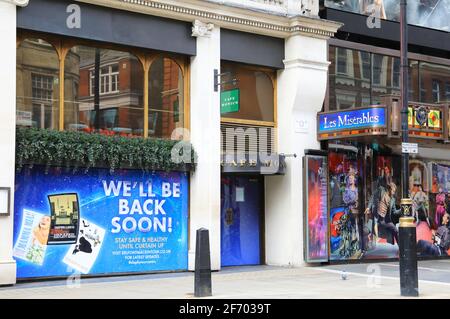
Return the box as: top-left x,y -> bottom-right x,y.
327,144 -> 450,261
328,151 -> 363,260
304,154 -> 328,262
362,155 -> 401,259
13,166 -> 188,278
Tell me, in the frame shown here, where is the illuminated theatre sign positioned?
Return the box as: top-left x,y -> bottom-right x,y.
317,107 -> 387,140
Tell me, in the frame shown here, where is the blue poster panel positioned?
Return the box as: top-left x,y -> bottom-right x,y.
13,166 -> 188,278
318,107 -> 386,133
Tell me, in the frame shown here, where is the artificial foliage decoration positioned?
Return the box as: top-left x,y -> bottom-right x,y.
16,127 -> 196,173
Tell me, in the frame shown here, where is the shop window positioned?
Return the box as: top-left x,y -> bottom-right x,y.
372,54 -> 384,86
89,63 -> 119,96
392,58 -> 400,88
371,54 -> 402,105
16,38 -> 59,129
148,57 -> 184,139
220,62 -> 275,123
360,51 -> 371,80
64,46 -> 144,136
419,62 -> 450,104
445,83 -> 450,102
432,80 -> 441,103
409,60 -> 419,102
337,48 -> 348,75
328,46 -> 370,110
328,46 -> 423,110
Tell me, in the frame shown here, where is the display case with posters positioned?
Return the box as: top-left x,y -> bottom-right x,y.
328,148 -> 363,260
303,150 -> 329,263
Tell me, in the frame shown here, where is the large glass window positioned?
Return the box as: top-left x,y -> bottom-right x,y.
64,46 -> 144,136
328,46 -> 422,110
16,39 -> 59,129
220,62 -> 275,123
17,33 -> 189,141
371,54 -> 401,105
325,0 -> 450,32
148,57 -> 184,139
419,62 -> 450,103
409,60 -> 420,102
328,47 -> 371,110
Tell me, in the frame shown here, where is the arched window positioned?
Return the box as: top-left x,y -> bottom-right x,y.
64,46 -> 144,136
221,62 -> 274,123
16,38 -> 60,129
148,57 -> 184,139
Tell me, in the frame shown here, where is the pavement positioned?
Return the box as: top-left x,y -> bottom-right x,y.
2,260 -> 450,298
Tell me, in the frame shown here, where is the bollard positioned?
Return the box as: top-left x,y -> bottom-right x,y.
398,211 -> 419,297
194,228 -> 212,297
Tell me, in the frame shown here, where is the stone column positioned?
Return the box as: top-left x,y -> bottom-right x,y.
264,33 -> 332,267
189,20 -> 221,271
0,0 -> 28,286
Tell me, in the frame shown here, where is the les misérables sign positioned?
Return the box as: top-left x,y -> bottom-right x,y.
317,107 -> 387,140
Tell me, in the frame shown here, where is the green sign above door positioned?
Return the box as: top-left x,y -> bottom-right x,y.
221,89 -> 240,114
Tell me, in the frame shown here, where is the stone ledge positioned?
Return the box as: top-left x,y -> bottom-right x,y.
76,0 -> 342,39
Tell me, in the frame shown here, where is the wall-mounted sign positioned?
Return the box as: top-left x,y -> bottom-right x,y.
317,107 -> 387,140
319,107 -> 386,132
221,89 -> 240,114
402,142 -> 418,154
221,153 -> 286,175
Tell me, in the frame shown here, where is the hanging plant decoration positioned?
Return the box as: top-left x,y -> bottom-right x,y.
16,127 -> 196,173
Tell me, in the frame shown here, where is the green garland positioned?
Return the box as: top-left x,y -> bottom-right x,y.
16,127 -> 196,173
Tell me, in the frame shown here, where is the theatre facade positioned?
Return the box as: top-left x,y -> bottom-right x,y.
302,2 -> 450,263
0,0 -> 341,284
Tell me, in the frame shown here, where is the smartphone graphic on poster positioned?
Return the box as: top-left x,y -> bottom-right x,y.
47,193 -> 80,245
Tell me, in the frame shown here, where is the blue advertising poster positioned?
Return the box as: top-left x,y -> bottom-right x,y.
13,166 -> 188,278
318,108 -> 386,133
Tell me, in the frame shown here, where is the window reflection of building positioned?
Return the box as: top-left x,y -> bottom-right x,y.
419,63 -> 450,103
17,34 -> 187,140
31,74 -> 54,128
89,64 -> 119,96
149,57 -> 184,139
16,39 -> 60,129
327,45 -> 450,111
73,47 -> 144,135
329,47 -> 371,110
220,62 -> 275,122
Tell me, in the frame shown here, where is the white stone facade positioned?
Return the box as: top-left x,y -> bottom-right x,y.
0,0 -> 341,284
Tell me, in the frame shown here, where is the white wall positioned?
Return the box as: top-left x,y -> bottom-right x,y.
0,0 -> 17,285
189,23 -> 221,271
264,35 -> 329,267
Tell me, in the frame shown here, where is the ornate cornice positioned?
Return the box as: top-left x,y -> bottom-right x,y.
76,0 -> 342,39
192,20 -> 214,37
